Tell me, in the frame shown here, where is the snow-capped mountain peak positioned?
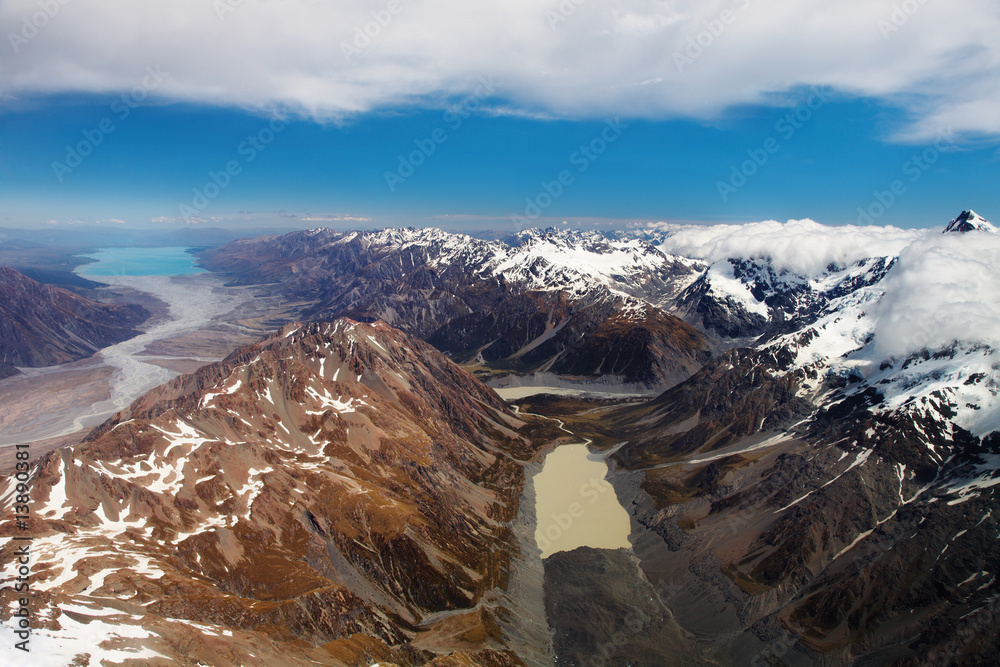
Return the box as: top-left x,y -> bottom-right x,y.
943,209 -> 997,234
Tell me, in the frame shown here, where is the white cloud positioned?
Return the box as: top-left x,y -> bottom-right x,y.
653,218 -> 926,275
1,0 -> 999,141
869,230 -> 1000,359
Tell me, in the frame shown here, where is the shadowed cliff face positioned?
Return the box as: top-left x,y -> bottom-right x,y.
0,319 -> 548,666
0,265 -> 150,368
600,345 -> 1000,666
197,228 -> 711,388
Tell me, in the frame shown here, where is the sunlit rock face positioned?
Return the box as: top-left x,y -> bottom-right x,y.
0,319 -> 546,666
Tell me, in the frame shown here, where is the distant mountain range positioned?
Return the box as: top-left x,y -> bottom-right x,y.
0,266 -> 149,375
198,227 -> 712,388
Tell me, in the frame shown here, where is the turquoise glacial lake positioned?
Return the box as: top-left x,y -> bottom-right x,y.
75,247 -> 206,278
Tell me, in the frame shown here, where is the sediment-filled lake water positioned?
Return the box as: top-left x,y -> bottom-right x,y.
532,442 -> 631,559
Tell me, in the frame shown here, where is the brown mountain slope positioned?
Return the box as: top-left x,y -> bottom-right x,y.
0,319 -> 553,666
0,265 -> 149,368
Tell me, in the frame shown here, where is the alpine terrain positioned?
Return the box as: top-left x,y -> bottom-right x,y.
1,210 -> 998,666
1,320 -> 555,665
0,266 -> 150,378
576,210 -> 1000,665
198,228 -> 711,389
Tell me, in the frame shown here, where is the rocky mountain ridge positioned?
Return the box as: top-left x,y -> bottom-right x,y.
197,227 -> 711,388
943,209 -> 997,234
667,209 -> 998,349
0,319 -> 552,666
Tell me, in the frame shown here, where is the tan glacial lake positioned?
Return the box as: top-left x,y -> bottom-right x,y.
533,443 -> 632,558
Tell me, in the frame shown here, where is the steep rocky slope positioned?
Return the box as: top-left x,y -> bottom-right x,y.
198,228 -> 710,388
542,547 -> 710,666
0,319 -> 552,666
594,213 -> 1000,665
0,266 -> 149,369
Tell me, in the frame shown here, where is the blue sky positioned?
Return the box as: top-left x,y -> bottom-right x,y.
2,0 -> 998,232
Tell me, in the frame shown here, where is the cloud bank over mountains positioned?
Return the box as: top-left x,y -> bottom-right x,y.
869,230 -> 1000,359
654,218 -> 925,275
655,214 -> 1000,362
2,0 -> 999,141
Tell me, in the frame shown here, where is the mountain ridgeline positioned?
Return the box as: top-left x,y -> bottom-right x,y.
197,228 -> 711,388
0,265 -> 149,375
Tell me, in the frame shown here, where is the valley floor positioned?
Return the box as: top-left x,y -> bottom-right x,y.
519,398 -> 713,666
0,273 -> 276,459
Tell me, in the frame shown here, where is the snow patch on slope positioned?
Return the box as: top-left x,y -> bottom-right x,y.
704,260 -> 769,317
0,598 -> 170,667
201,378 -> 243,408
304,385 -> 367,414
